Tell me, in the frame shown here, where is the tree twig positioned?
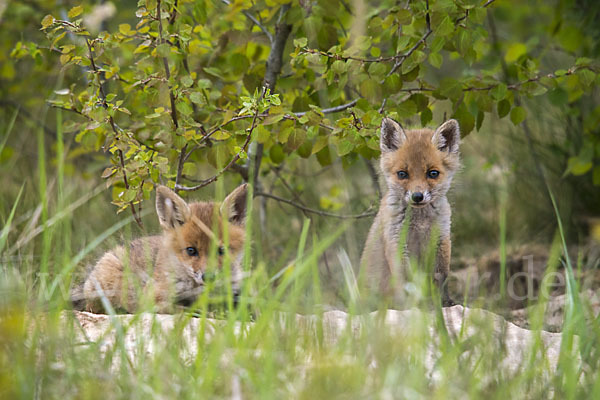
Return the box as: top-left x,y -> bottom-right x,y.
85,38 -> 143,227
174,89 -> 266,192
263,4 -> 291,90
387,0 -> 431,77
156,0 -> 179,130
221,0 -> 273,44
295,98 -> 358,117
255,191 -> 377,219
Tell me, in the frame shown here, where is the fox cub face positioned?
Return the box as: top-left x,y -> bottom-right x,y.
380,118 -> 460,207
155,184 -> 248,296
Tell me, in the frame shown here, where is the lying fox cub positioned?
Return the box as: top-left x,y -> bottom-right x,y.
82,184 -> 248,313
361,118 -> 460,307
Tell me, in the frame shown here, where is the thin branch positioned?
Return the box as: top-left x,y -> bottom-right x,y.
157,0 -> 188,190
264,4 -> 292,90
252,3 -> 290,190
299,47 -> 398,63
339,0 -> 353,15
295,98 -> 358,117
85,38 -> 143,227
455,0 -> 497,27
387,0 -> 431,77
174,89 -> 266,192
464,66 -> 596,92
255,192 -> 377,219
175,144 -> 188,189
157,0 -> 179,130
378,98 -> 387,114
299,0 -> 496,81
221,0 -> 273,44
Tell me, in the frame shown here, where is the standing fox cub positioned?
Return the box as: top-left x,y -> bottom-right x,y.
82,184 -> 248,313
361,118 -> 460,307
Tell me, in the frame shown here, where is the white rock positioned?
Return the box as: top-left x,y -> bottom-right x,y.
63,305 -> 576,378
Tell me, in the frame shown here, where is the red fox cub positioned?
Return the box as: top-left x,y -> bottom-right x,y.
361,118 -> 460,307
82,184 -> 248,313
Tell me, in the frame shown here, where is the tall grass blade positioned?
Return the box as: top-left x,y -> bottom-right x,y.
0,184 -> 25,254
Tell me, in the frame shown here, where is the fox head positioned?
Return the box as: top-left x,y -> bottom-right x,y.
155,184 -> 248,301
379,118 -> 460,208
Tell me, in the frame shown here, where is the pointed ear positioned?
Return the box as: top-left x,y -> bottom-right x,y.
155,186 -> 191,229
220,183 -> 248,226
380,117 -> 407,153
432,119 -> 460,153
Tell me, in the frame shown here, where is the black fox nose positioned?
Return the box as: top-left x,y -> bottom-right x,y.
202,271 -> 215,283
412,192 -> 424,203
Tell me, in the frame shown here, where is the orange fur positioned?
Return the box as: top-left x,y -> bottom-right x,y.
83,184 -> 248,313
361,118 -> 460,307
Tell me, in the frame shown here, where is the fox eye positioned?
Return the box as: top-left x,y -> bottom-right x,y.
427,170 -> 440,179
397,171 -> 409,179
217,246 -> 225,256
186,247 -> 198,257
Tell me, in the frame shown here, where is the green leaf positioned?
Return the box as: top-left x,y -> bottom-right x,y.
335,139 -> 354,156
316,146 -> 332,166
68,6 -> 83,18
428,52 -> 442,69
578,69 -> 596,87
476,110 -> 484,131
256,125 -> 270,143
420,108 -> 433,126
576,57 -> 593,67
297,141 -> 312,158
287,129 -> 307,151
359,79 -> 379,102
439,78 -> 462,100
396,99 -> 417,118
119,24 -> 132,35
510,106 -> 526,125
293,37 -> 308,48
368,62 -> 387,78
566,156 -> 592,176
453,104 -> 475,135
401,50 -> 426,74
497,99 -> 510,118
558,25 -> 584,53
504,43 -> 527,63
122,189 -> 137,203
435,16 -> 453,36
332,60 -> 346,74
176,101 -> 193,116
182,162 -> 197,176
383,74 -> 402,94
41,15 -> 55,29
181,75 -> 194,87
203,67 -> 224,79
197,79 -> 212,89
269,144 -> 285,164
490,83 -> 507,101
190,91 -> 204,104
156,43 -> 171,58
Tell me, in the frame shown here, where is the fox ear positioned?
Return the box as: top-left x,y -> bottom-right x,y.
221,183 -> 248,226
155,186 -> 191,229
432,119 -> 460,153
380,117 -> 407,153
